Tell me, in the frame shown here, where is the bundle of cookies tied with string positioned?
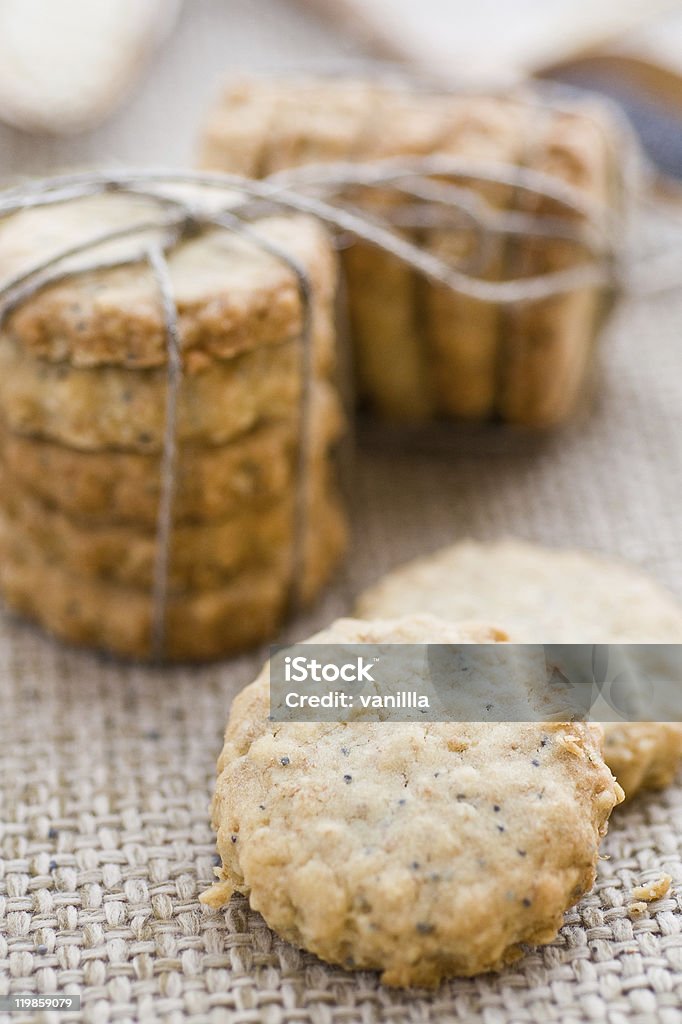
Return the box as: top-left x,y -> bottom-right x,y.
0,76 -> 640,662
200,74 -> 633,426
0,179 -> 347,661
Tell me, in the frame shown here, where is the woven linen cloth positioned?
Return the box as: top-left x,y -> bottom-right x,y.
1,2 -> 682,1021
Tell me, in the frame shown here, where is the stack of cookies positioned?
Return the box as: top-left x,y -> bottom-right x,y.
200,77 -> 628,427
0,188 -> 347,660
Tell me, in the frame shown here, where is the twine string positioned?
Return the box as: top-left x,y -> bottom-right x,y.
146,243 -> 183,661
0,161 -> 605,221
0,221 -> 182,323
0,169 -> 623,300
265,157 -> 614,229
326,177 -> 605,248
245,183 -> 618,301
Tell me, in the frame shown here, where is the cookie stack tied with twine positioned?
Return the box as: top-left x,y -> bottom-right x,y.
0,175 -> 348,661
200,76 -> 634,426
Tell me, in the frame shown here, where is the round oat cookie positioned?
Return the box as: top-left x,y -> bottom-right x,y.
357,539 -> 682,797
203,616 -> 621,986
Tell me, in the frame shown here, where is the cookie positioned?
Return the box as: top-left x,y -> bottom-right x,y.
340,88 -> 461,420
258,78 -> 380,175
0,388 -> 343,526
0,495 -> 347,661
603,723 -> 682,799
424,98 -> 527,419
357,539 -> 682,796
0,318 -> 334,451
0,202 -> 336,369
199,82 -> 281,177
0,457 -> 342,592
200,77 -> 378,177
498,106 -> 616,426
203,615 -> 621,985
342,230 -> 434,419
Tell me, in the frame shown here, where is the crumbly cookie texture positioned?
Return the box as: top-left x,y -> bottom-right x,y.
0,202 -> 336,368
205,615 -> 622,986
632,874 -> 672,902
356,539 -> 682,797
0,386 -> 343,527
0,502 -> 346,661
0,459 -> 341,592
603,724 -> 682,798
0,192 -> 346,660
0,324 -> 333,451
200,77 -> 624,425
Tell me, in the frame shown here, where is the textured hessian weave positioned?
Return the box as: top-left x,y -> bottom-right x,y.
1,282 -> 681,1023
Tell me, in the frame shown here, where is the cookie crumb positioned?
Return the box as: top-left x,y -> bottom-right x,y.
632,874 -> 672,903
628,901 -> 648,917
199,879 -> 234,909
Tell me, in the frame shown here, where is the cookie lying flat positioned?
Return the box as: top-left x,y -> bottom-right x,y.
357,539 -> 682,797
204,616 -> 621,986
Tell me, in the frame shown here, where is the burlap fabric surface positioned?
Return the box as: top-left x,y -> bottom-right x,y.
1,2 -> 682,1021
